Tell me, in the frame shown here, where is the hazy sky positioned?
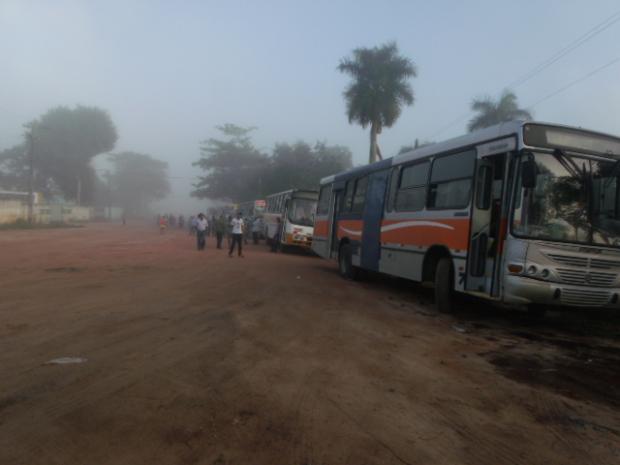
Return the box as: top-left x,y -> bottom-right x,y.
2,0 -> 619,210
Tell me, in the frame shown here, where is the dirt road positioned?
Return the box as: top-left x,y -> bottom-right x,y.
0,223 -> 618,465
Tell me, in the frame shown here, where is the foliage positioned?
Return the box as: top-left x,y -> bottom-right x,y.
264,141 -> 353,194
192,125 -> 353,202
0,144 -> 28,191
108,152 -> 170,215
468,90 -> 532,132
0,106 -> 118,203
192,124 -> 268,202
338,42 -> 417,163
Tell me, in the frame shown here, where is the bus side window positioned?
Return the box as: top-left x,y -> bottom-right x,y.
386,167 -> 400,212
395,161 -> 429,211
351,177 -> 368,213
428,150 -> 476,209
342,180 -> 354,212
317,185 -> 331,215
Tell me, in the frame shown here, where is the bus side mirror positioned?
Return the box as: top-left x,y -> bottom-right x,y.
521,158 -> 538,188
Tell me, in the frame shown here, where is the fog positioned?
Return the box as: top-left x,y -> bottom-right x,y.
2,0 -> 619,213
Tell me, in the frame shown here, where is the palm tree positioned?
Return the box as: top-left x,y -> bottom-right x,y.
468,90 -> 532,132
338,42 -> 417,164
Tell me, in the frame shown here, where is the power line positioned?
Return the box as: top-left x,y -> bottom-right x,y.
508,10 -> 620,89
427,9 -> 620,139
526,57 -> 620,109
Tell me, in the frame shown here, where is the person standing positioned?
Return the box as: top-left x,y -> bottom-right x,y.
196,213 -> 208,250
215,214 -> 226,249
229,212 -> 244,257
252,216 -> 262,244
271,217 -> 282,252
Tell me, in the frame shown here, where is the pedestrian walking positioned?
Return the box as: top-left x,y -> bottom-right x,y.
159,215 -> 168,234
228,212 -> 244,257
271,217 -> 282,252
196,213 -> 208,250
226,215 -> 233,247
215,214 -> 226,249
252,216 -> 262,244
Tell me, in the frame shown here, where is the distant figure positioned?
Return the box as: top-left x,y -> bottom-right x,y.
159,215 -> 168,234
196,213 -> 208,250
252,216 -> 262,244
169,214 -> 176,228
189,215 -> 197,236
121,211 -> 126,226
229,212 -> 244,257
215,214 -> 226,249
178,215 -> 185,229
226,215 -> 233,247
271,217 -> 282,252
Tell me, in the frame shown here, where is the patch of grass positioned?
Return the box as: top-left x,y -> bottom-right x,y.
0,219 -> 83,231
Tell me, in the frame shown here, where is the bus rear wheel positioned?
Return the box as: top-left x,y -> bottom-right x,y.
338,244 -> 358,280
434,257 -> 454,313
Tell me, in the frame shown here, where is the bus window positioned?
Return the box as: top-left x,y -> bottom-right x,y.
351,177 -> 368,213
343,180 -> 354,212
386,167 -> 400,212
428,150 -> 476,209
317,185 -> 331,215
395,161 -> 429,211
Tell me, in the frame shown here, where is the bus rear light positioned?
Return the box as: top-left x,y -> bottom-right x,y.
507,264 -> 523,274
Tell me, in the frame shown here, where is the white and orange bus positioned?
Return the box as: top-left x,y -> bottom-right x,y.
313,121 -> 620,313
264,189 -> 318,249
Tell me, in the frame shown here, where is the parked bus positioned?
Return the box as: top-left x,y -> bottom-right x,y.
312,121 -> 620,313
264,189 -> 318,249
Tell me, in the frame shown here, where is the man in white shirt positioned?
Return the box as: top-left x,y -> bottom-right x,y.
196,213 -> 208,250
229,212 -> 244,257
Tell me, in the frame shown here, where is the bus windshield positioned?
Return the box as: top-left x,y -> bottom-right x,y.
513,151 -> 620,247
288,198 -> 316,226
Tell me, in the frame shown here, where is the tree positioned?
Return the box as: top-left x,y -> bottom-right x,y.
192,124 -> 353,202
338,42 -> 417,164
264,142 -> 353,193
108,152 -> 170,216
0,144 -> 28,191
192,124 -> 267,202
468,90 -> 532,132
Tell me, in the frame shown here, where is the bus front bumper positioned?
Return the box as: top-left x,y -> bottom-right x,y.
504,275 -> 620,308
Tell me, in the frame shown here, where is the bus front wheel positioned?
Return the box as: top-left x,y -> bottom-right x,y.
434,257 -> 454,313
338,244 -> 358,280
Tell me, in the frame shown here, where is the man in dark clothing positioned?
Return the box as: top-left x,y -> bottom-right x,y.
215,214 -> 226,249
271,217 -> 282,252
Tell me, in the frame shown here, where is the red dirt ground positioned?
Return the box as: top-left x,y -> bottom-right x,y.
0,222 -> 618,465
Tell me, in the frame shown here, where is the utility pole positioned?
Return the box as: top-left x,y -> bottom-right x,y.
25,127 -> 35,224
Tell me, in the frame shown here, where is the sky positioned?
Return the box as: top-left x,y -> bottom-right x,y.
1,0 -> 619,212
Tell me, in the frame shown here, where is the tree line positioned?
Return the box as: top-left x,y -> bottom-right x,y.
192,124 -> 353,203
0,105 -> 170,216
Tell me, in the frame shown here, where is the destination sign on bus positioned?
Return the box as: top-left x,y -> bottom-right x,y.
523,123 -> 620,157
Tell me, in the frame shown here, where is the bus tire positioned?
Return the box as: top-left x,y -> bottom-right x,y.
434,257 -> 454,313
338,244 -> 358,280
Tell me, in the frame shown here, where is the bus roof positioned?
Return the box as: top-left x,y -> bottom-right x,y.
320,120 -> 620,186
265,188 -> 318,199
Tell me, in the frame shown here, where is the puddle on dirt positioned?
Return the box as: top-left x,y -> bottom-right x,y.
45,357 -> 87,365
45,267 -> 82,272
485,338 -> 620,407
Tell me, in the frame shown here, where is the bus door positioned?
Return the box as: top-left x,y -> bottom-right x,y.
330,190 -> 342,258
466,145 -> 510,294
361,171 -> 389,271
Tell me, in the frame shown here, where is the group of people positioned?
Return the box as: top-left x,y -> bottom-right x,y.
157,214 -> 185,233
187,211 -> 265,257
157,210 -> 279,257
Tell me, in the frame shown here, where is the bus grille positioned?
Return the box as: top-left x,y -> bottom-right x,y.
546,253 -> 620,269
556,268 -> 616,287
561,288 -> 611,307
